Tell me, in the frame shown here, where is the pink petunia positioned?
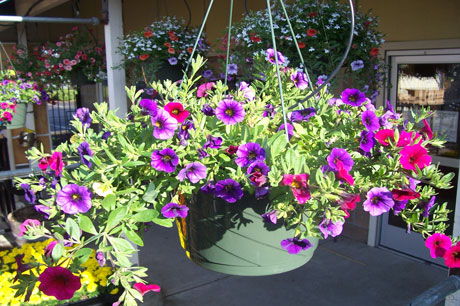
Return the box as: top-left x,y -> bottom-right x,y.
420,119 -> 433,140
399,144 -> 431,171
197,82 -> 215,98
281,174 -> 311,204
374,129 -> 394,146
19,219 -> 40,237
391,188 -> 421,201
164,102 -> 189,123
3,111 -> 12,121
425,233 -> 451,258
336,160 -> 354,186
396,130 -> 414,147
133,283 -> 161,296
49,151 -> 64,176
444,243 -> 460,268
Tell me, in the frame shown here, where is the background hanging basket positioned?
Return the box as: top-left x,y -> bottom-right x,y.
176,192 -> 319,276
6,103 -> 27,130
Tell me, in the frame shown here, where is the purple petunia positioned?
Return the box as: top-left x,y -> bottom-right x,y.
341,88 -> 367,107
21,183 -> 36,204
203,135 -> 222,150
177,162 -> 207,184
214,178 -> 243,203
168,57 -> 178,65
291,70 -> 309,89
262,210 -> 278,224
319,218 -> 344,239
102,131 -> 111,140
34,205 -> 50,219
393,199 -> 408,215
289,108 -> 316,123
247,161 -> 270,175
202,69 -> 213,79
77,141 -> 94,168
360,130 -> 375,153
227,63 -> 238,75
326,148 -> 354,172
197,148 -> 209,159
151,109 -> 178,140
75,107 -> 91,128
238,81 -> 255,101
361,110 -> 380,131
96,251 -> 106,267
215,99 -> 245,125
200,180 -> 215,194
420,196 -> 436,217
235,142 -> 266,167
280,238 -> 312,254
161,203 -> 189,218
278,123 -> 294,140
56,184 -> 92,214
351,60 -> 364,71
363,187 -> 395,216
151,148 -> 179,173
139,99 -> 158,116
263,104 -> 275,119
255,186 -> 269,199
201,104 -> 215,116
266,48 -> 286,65
178,120 -> 195,145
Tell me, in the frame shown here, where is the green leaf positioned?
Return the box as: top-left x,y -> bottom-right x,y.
152,217 -> 174,228
143,182 -> 159,203
124,161 -> 145,167
102,194 -> 117,211
131,209 -> 159,223
51,243 -> 65,262
125,229 -> 144,246
79,215 -> 98,235
106,206 -> 128,231
65,218 -> 81,241
109,237 -> 136,253
74,248 -> 92,264
269,131 -> 288,160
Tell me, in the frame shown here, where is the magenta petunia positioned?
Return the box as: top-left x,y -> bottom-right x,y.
341,88 -> 366,107
133,283 -> 161,296
161,202 -> 189,218
197,82 -> 215,98
374,129 -> 395,146
396,130 -> 415,147
444,244 -> 460,268
177,162 -> 207,184
392,188 -> 421,201
336,160 -> 354,186
425,233 -> 452,258
280,237 -> 312,254
363,187 -> 394,216
215,99 -> 245,125
19,219 -> 40,237
399,144 -> 431,171
56,184 -> 92,214
420,119 -> 433,140
150,148 -> 179,173
49,151 -> 64,177
151,108 -> 178,140
281,174 -> 310,204
38,266 -> 82,300
164,102 -> 190,123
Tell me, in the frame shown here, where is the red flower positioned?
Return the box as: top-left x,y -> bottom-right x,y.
164,42 -> 171,48
374,129 -> 395,146
307,29 -> 317,37
370,47 -> 379,57
339,194 -> 360,218
168,30 -> 175,36
187,47 -> 193,54
391,188 -> 421,201
281,174 -> 310,204
139,54 -> 150,61
226,145 -> 239,156
308,12 -> 318,18
444,243 -> 460,268
164,102 -> 189,123
297,42 -> 306,49
250,35 -> 261,43
420,119 -> 433,140
38,267 -> 82,300
144,30 -> 153,38
399,144 -> 431,171
352,44 -> 357,49
170,35 -> 179,41
168,47 -> 175,54
133,282 -> 161,296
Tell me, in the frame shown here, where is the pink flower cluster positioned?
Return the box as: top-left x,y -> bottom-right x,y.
425,233 -> 460,268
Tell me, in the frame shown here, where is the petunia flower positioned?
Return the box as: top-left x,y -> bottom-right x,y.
326,148 -> 354,172
363,187 -> 394,216
178,120 -> 195,144
444,244 -> 460,268
161,202 -> 189,218
319,218 -> 344,239
393,199 -> 408,215
278,123 -> 294,140
374,129 -> 395,146
425,233 -> 452,258
56,184 -> 92,214
214,178 -> 244,203
262,210 -> 278,224
392,188 -> 421,201
203,135 -> 222,149
164,102 -> 189,123
74,107 -> 91,128
336,160 -> 354,186
399,144 -> 431,171
263,104 -> 275,118
133,283 -> 161,296
150,148 -> 179,173
351,60 -> 364,71
339,194 -> 360,218
38,266 -> 82,300
281,174 -> 310,204
21,183 -> 36,204
19,219 -> 40,237
139,99 -> 158,116
77,141 -> 94,168
291,70 -> 309,89
419,196 -> 436,217
280,237 -> 312,254
201,103 -> 215,116
49,151 -> 64,177
341,88 -> 366,107
197,82 -> 215,98
215,99 -> 245,125
396,130 -> 415,147
227,63 -> 238,75
151,109 -> 178,140
202,69 -> 213,79
168,57 -> 178,65
361,110 -> 380,131
225,145 -> 239,156
235,142 -> 266,167
96,251 -> 106,267
34,204 -> 50,219
360,130 -> 375,152
289,108 -> 316,123
44,241 -> 57,258
266,48 -> 286,65
238,81 -> 255,101
177,162 -> 207,184
247,161 -> 270,176
420,119 -> 433,140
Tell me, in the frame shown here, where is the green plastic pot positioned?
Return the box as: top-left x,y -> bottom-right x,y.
7,103 -> 27,129
176,192 -> 319,276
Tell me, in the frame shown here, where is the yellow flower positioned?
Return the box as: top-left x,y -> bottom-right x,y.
93,182 -> 114,197
110,288 -> 119,295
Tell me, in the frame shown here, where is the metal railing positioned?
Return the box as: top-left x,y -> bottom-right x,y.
407,275 -> 460,306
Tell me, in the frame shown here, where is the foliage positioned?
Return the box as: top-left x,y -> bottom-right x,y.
13,54 -> 454,305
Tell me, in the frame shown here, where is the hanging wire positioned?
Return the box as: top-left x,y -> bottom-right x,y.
223,0 -> 234,88
265,0 -> 290,142
244,0 -> 249,15
183,0 -> 192,29
277,0 -> 314,94
288,0 -> 355,110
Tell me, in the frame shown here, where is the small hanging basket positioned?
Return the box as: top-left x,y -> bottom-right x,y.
6,103 -> 28,130
177,192 -> 319,276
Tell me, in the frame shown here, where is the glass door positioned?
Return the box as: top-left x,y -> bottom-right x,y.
379,51 -> 460,265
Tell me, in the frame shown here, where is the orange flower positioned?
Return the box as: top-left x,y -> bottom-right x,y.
168,47 -> 175,54
164,42 -> 171,48
144,31 -> 153,38
307,29 -> 317,37
139,54 -> 150,61
187,47 -> 193,54
370,47 -> 379,57
297,42 -> 306,49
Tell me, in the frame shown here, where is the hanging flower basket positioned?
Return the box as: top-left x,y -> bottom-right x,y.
177,192 -> 318,276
